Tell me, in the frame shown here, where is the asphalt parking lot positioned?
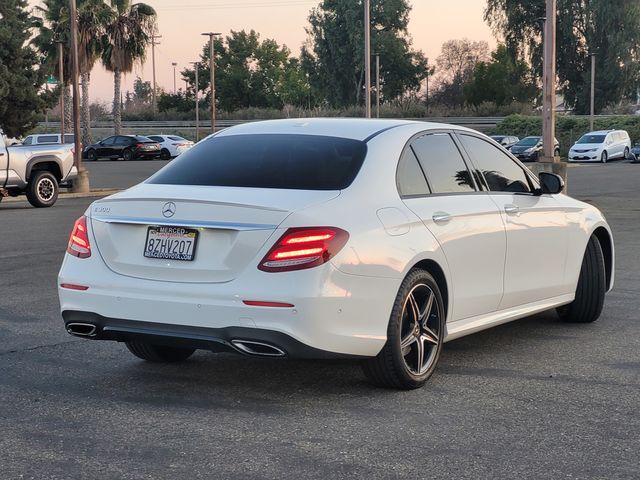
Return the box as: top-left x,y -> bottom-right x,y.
1,161 -> 639,479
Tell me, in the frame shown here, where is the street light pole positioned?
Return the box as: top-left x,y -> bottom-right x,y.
375,54 -> 380,118
172,62 -> 177,94
56,40 -> 65,138
364,0 -> 371,118
590,53 -> 597,132
151,34 -> 161,112
68,0 -> 89,192
425,57 -> 429,115
191,62 -> 199,142
201,32 -> 221,134
542,0 -> 557,163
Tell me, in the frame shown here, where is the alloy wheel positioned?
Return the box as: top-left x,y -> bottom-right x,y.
399,283 -> 441,375
37,177 -> 55,202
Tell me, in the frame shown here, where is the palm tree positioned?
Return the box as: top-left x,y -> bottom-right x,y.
32,0 -> 73,131
77,0 -> 112,145
102,0 -> 156,134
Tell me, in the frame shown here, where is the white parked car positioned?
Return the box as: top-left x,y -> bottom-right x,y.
145,135 -> 194,160
58,119 -> 614,389
568,130 -> 631,163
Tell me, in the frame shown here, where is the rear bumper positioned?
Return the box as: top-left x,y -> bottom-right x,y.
62,311 -> 363,359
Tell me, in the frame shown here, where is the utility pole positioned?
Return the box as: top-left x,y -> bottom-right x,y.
375,54 -> 380,118
56,40 -> 65,138
68,0 -> 89,192
151,34 -> 161,112
201,32 -> 221,134
541,0 -> 557,163
590,53 -> 597,132
425,57 -> 430,115
364,0 -> 371,118
172,62 -> 177,94
191,62 -> 199,142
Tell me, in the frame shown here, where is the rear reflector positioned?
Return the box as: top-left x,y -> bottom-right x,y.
243,300 -> 295,308
258,227 -> 349,273
60,283 -> 89,291
66,215 -> 91,258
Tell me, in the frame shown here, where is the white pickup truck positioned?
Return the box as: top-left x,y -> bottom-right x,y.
0,135 -> 77,207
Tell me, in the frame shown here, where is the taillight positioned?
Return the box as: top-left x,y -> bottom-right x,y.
67,215 -> 91,258
258,227 -> 349,273
135,143 -> 144,148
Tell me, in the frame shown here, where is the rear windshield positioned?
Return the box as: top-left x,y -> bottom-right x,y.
133,136 -> 154,142
576,134 -> 606,144
168,136 -> 185,141
148,134 -> 368,190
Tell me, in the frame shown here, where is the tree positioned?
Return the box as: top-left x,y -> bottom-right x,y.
101,0 -> 156,134
0,0 -> 48,137
485,0 -> 640,114
77,0 -> 112,145
182,30 -> 309,112
464,44 -> 538,106
132,76 -> 152,104
302,0 -> 428,108
433,39 -> 489,107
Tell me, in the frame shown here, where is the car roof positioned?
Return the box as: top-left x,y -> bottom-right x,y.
213,118 -> 476,142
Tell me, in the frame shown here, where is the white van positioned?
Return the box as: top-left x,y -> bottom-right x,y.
568,130 -> 631,163
22,133 -> 75,146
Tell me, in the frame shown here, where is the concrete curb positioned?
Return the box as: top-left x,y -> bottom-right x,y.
2,189 -> 121,203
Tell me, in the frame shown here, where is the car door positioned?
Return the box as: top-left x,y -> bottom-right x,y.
398,131 -> 507,322
457,133 -> 570,309
97,136 -> 116,157
113,136 -> 131,158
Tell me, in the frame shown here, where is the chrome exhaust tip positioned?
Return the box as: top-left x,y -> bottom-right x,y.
66,322 -> 98,337
231,340 -> 286,357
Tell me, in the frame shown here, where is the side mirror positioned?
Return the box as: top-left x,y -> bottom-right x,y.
538,172 -> 564,195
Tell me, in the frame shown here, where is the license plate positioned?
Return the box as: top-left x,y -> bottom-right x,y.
144,226 -> 198,261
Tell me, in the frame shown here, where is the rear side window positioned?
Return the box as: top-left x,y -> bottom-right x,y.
459,134 -> 532,193
397,148 -> 430,197
63,134 -> 74,143
149,134 -> 368,191
410,133 -> 476,193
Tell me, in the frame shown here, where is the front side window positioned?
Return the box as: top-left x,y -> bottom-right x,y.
459,134 -> 533,194
149,134 -> 368,191
410,133 -> 476,194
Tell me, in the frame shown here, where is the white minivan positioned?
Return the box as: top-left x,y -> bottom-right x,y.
568,130 -> 631,163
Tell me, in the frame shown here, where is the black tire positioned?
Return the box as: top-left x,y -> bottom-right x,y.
25,170 -> 59,208
126,341 -> 195,363
624,147 -> 630,160
557,235 -> 606,323
554,148 -> 560,158
362,268 -> 445,390
86,149 -> 97,161
601,150 -> 608,163
160,148 -> 171,160
122,149 -> 133,161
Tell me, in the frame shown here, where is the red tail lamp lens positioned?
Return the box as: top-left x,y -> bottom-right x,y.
259,227 -> 349,273
67,215 -> 91,258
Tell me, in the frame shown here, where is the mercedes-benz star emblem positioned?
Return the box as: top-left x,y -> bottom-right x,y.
162,202 -> 176,218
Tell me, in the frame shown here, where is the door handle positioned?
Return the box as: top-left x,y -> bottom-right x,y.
504,204 -> 519,215
432,212 -> 451,223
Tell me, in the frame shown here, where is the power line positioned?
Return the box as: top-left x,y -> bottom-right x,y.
157,0 -> 317,11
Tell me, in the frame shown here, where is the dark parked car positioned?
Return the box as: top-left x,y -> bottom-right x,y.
84,135 -> 161,161
510,136 -> 560,162
490,135 -> 519,150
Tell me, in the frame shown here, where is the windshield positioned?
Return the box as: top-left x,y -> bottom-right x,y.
149,134 -> 368,191
576,134 -> 606,145
516,137 -> 540,147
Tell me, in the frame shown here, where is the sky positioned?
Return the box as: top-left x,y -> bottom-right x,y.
31,0 -> 497,103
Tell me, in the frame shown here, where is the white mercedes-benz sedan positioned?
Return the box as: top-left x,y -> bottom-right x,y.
58,119 -> 614,389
